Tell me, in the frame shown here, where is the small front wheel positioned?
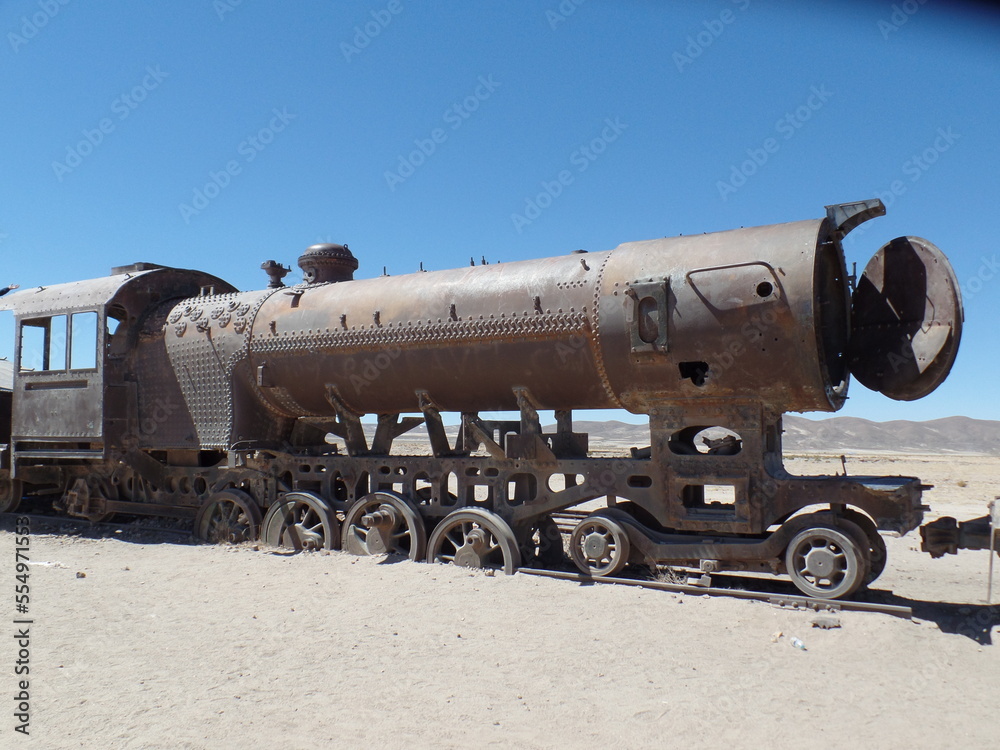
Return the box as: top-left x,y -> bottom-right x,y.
569,514 -> 631,577
785,522 -> 869,599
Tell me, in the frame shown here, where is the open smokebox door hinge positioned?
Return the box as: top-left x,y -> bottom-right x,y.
847,236 -> 963,401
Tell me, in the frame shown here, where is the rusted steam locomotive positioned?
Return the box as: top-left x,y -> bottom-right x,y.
0,199 -> 985,599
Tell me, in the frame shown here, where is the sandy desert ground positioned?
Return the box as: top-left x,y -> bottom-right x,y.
1,452 -> 998,749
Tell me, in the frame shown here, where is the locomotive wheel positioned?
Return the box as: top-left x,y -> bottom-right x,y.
427,508 -> 521,575
341,491 -> 427,561
569,514 -> 631,577
784,521 -> 870,599
841,509 -> 888,584
262,491 -> 339,551
195,489 -> 262,544
519,515 -> 565,568
0,476 -> 22,515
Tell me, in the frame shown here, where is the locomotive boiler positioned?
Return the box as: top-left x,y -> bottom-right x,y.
0,199 -> 983,599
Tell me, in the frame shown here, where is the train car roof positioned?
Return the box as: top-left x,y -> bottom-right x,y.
0,264 -> 237,317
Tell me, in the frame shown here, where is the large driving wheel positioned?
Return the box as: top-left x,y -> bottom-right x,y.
842,509 -> 888,585
262,491 -> 339,551
342,491 -> 426,561
785,521 -> 870,599
195,489 -> 262,544
569,513 -> 631,577
0,475 -> 22,515
427,508 -> 521,575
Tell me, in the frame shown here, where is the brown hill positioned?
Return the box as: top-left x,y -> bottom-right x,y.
348,416 -> 1000,456
568,416 -> 1000,456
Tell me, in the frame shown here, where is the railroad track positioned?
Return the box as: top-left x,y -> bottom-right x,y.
518,567 -> 914,619
4,510 -> 914,618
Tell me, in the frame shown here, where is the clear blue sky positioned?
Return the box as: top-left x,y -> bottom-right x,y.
1,0 -> 997,423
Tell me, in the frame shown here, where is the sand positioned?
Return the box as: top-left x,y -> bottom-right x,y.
2,453 -> 998,749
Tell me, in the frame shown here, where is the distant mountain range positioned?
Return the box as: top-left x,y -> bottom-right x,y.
569,416 -> 1000,456
779,415 -> 1000,455
391,415 -> 1000,455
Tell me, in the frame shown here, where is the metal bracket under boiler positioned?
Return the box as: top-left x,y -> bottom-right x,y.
323,384 -> 369,456
507,388 -> 556,462
416,390 -> 461,458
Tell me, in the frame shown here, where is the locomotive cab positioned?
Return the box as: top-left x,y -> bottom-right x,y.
0,265 -> 236,498
14,306 -> 104,457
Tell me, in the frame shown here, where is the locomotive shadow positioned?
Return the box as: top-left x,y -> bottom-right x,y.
0,511 -> 196,547
878,595 -> 1000,646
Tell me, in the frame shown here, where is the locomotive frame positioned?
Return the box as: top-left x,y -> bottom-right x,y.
0,199 -> 985,600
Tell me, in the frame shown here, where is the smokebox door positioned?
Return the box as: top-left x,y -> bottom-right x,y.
847,236 -> 962,401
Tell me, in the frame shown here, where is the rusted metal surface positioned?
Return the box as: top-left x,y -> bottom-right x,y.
849,236 -> 962,401
920,514 -> 1000,558
246,219 -> 846,418
0,200 -> 975,599
517,568 -> 915,620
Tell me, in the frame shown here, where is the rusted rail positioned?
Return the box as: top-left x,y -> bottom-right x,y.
517,567 -> 914,619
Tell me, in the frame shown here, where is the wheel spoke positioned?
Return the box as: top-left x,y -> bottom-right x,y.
445,529 -> 465,551
428,509 -> 520,574
569,514 -> 630,577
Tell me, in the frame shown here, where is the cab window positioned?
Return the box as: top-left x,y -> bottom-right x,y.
70,312 -> 98,370
20,315 -> 65,372
19,312 -> 99,372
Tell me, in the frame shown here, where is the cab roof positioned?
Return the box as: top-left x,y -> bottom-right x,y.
0,266 -> 237,317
